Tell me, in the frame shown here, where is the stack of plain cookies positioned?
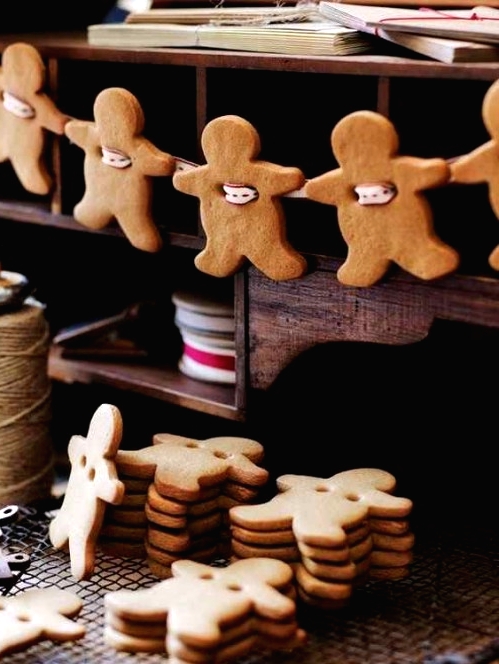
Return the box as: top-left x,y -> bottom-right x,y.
229,468 -> 414,609
45,403 -> 415,663
103,558 -> 306,658
98,432 -> 269,577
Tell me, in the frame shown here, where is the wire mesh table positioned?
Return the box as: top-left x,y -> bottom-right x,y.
1,505 -> 499,664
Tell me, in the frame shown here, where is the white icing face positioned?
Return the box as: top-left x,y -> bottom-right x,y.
3,91 -> 35,119
354,183 -> 396,206
101,147 -> 132,169
223,183 -> 259,205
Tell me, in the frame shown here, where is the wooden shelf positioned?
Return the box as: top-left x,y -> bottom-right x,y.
2,31 -> 499,80
48,345 -> 243,421
0,200 -> 204,249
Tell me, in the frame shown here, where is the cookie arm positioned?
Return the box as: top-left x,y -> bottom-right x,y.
172,165 -> 208,197
135,139 -> 176,176
95,460 -> 125,505
259,163 -> 305,196
34,95 -> 70,135
450,142 -> 497,184
304,170 -> 347,206
395,156 -> 450,191
64,119 -> 95,149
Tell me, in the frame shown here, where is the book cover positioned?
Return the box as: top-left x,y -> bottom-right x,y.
378,28 -> 499,62
126,5 -> 321,23
318,3 -> 499,44
322,0 -> 499,7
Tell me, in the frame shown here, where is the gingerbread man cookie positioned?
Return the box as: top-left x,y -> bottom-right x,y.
49,403 -> 125,581
0,42 -> 69,194
305,110 -> 459,287
65,86 -> 175,252
105,557 -> 304,656
0,588 -> 85,656
172,114 -> 307,281
450,79 -> 499,270
230,468 -> 412,547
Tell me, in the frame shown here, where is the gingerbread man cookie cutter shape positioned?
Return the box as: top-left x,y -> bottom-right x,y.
172,114 -> 308,281
104,557 -> 305,656
0,42 -> 69,195
230,468 -> 412,548
65,87 -> 175,252
49,403 -> 125,581
305,110 -> 460,287
0,587 -> 85,655
450,78 -> 499,270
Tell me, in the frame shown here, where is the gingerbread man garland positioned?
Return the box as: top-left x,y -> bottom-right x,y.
450,79 -> 499,270
49,403 -> 125,581
172,114 -> 308,281
65,87 -> 175,252
305,110 -> 460,287
0,42 -> 69,195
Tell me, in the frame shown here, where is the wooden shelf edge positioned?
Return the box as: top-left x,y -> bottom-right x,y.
3,31 -> 499,81
0,200 -> 204,249
47,345 -> 244,422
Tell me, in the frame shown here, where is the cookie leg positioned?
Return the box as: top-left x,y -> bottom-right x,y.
117,211 -> 163,253
337,250 -> 391,287
488,244 -> 499,271
195,244 -> 245,277
49,517 -> 69,552
11,154 -> 52,195
397,242 -> 459,281
73,198 -> 114,230
249,246 -> 307,282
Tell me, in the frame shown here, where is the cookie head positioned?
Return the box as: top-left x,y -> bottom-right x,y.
94,87 -> 145,148
201,114 -> 260,168
1,42 -> 45,100
332,110 -> 399,179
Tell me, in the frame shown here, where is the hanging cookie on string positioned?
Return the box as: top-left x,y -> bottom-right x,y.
173,114 -> 307,281
64,86 -> 175,252
305,109 -> 460,287
0,42 -> 69,195
450,78 -> 499,271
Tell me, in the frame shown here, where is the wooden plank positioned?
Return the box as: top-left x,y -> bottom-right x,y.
248,262 -> 499,390
48,345 -> 243,421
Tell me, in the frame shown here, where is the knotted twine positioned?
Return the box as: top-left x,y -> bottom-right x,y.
0,301 -> 54,505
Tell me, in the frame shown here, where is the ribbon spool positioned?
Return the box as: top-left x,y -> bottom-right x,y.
172,290 -> 236,385
0,299 -> 54,505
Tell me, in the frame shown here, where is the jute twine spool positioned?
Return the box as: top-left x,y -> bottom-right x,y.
0,301 -> 54,505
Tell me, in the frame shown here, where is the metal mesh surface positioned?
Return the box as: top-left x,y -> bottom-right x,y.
1,506 -> 499,664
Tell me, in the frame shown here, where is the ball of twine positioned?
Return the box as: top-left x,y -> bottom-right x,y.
0,301 -> 54,505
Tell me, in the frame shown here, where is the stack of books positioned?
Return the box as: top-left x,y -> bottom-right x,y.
88,4 -> 374,56
89,1 -> 499,65
318,2 -> 499,62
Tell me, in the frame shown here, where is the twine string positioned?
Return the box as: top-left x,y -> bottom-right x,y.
0,304 -> 54,505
